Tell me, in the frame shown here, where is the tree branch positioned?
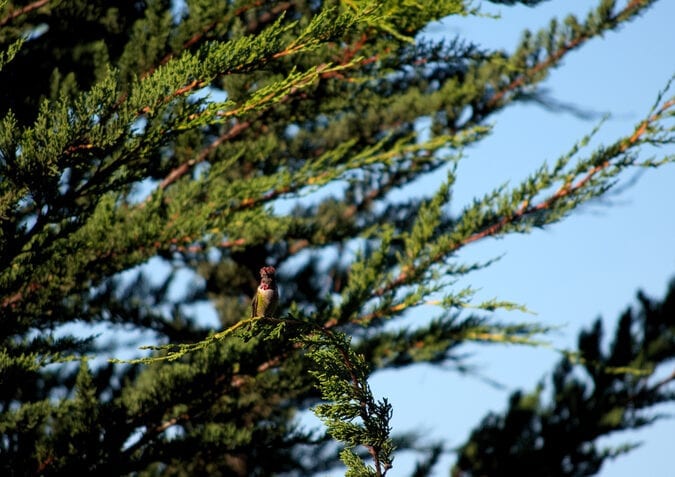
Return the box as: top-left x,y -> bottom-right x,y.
486,0 -> 652,110
0,0 -> 50,27
369,95 -> 675,307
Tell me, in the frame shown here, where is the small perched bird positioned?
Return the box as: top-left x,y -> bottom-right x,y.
251,266 -> 279,318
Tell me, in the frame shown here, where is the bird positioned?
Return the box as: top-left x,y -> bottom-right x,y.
251,266 -> 279,318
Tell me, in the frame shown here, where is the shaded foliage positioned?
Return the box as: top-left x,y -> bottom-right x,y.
453,282 -> 675,477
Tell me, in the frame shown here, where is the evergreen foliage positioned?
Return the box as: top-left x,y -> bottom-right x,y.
0,0 -> 674,475
453,282 -> 675,477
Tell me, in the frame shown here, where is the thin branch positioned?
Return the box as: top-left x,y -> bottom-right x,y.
651,367 -> 675,392
121,413 -> 190,458
369,95 -> 675,304
145,2 -> 296,78
0,0 -> 50,27
241,1 -> 294,34
486,0 -> 650,110
158,119 -> 252,192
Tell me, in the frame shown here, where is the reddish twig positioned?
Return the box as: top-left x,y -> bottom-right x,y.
653,368 -> 675,390
157,120 -> 252,192
368,95 -> 675,308
1,283 -> 40,309
146,2 -> 295,78
35,454 -> 54,475
121,413 -> 190,458
0,0 -> 50,27
487,0 -> 649,109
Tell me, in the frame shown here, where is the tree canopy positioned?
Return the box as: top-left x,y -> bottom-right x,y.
0,0 -> 673,475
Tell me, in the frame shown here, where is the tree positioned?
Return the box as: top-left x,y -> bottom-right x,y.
0,0 -> 673,476
453,283 -> 675,477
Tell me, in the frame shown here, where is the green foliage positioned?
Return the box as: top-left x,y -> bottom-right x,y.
453,280 -> 675,477
0,36 -> 21,72
0,0 -> 674,475
306,327 -> 394,476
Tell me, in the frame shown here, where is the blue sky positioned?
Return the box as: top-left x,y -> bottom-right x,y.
344,1 -> 675,475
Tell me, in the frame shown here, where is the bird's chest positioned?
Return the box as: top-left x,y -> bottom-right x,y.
258,286 -> 277,301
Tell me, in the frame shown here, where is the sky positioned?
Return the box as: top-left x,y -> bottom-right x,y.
301,1 -> 675,476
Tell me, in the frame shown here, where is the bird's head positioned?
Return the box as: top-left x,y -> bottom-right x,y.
260,266 -> 276,278
258,267 -> 277,290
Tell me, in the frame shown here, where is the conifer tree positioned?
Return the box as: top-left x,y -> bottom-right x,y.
453,282 -> 675,477
0,1 -> 673,476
